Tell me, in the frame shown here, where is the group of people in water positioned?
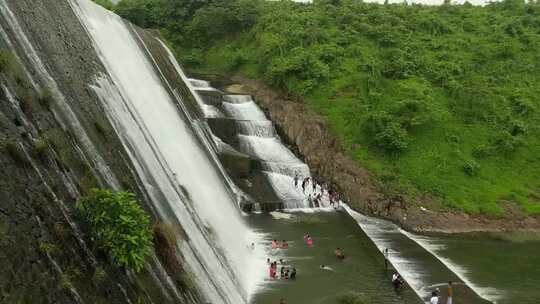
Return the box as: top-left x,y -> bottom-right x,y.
294,174 -> 342,208
267,239 -> 296,280
266,234 -> 348,281
267,258 -> 297,280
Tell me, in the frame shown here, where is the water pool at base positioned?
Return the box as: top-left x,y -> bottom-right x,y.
247,212 -> 415,304
420,234 -> 540,304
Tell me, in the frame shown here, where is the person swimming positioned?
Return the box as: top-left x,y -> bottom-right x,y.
304,234 -> 313,247
290,268 -> 297,280
271,239 -> 279,249
335,247 -> 345,260
320,264 -> 333,271
281,240 -> 289,249
269,264 -> 276,279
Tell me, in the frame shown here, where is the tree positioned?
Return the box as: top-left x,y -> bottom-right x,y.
76,189 -> 153,272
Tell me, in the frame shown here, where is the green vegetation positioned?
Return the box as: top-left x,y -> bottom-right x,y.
0,50 -> 14,73
92,266 -> 107,284
38,88 -> 53,109
92,0 -> 115,10
3,141 -> 28,166
76,189 -> 153,272
114,0 -> 540,216
38,242 -> 59,255
32,137 -> 48,158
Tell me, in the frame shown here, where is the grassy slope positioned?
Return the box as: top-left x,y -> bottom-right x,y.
181,1 -> 540,216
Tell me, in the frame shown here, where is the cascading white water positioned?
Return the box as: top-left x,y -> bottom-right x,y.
69,1 -> 265,303
236,121 -> 275,137
220,94 -> 333,209
189,78 -> 211,88
222,100 -> 268,121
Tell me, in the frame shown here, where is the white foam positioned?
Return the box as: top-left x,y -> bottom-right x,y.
223,101 -> 268,121
189,78 -> 211,88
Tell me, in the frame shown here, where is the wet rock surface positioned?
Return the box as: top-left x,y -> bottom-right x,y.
0,1 -> 200,303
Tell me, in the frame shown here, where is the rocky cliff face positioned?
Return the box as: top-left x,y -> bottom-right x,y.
224,76 -> 540,233
0,1 -> 198,302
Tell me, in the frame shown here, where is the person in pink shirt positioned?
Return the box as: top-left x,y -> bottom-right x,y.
304,234 -> 313,247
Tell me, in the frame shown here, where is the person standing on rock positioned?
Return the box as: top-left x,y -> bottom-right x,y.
294,174 -> 299,188
312,178 -> 317,192
446,282 -> 453,304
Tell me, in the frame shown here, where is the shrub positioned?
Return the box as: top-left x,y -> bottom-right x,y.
92,0 -> 115,10
472,144 -> 492,158
38,89 -> 53,109
180,49 -> 203,67
3,141 -> 28,165
463,159 -> 480,176
492,131 -> 524,154
92,266 -> 107,284
76,189 -> 153,272
374,122 -> 408,152
153,222 -> 178,269
38,242 -> 59,255
0,50 -> 13,73
365,112 -> 409,152
94,119 -> 108,138
32,138 -> 48,158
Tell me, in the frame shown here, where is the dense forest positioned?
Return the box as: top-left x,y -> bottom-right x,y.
101,0 -> 540,216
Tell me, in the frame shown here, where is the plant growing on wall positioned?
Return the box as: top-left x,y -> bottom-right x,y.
76,188 -> 153,272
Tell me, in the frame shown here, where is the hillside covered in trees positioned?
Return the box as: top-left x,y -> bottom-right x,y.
106,0 -> 540,216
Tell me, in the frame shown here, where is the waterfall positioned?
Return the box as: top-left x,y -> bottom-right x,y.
68,1 -> 265,303
220,94 -> 334,209
189,79 -> 211,88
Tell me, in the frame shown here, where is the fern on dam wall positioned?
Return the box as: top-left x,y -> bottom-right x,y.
76,189 -> 153,272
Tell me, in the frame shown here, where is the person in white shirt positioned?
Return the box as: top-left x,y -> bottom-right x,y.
430,291 -> 439,304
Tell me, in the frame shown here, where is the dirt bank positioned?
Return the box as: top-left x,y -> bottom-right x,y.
223,75 -> 540,234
